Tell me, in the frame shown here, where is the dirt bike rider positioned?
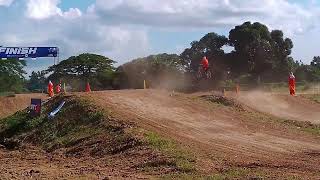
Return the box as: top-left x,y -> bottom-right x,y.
197,56 -> 211,79
201,56 -> 209,73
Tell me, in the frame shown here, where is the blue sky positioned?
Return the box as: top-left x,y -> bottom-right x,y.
60,0 -> 95,11
0,0 -> 319,77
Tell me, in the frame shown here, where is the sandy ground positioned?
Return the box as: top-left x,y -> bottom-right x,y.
85,90 -> 320,177
0,93 -> 46,119
237,91 -> 320,124
0,90 -> 319,178
0,145 -> 153,179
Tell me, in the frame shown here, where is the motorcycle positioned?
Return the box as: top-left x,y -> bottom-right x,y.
197,65 -> 212,80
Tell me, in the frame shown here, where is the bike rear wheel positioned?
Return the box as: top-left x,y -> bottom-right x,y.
206,70 -> 212,79
197,67 -> 203,79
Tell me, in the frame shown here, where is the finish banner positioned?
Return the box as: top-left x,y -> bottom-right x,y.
0,47 -> 58,58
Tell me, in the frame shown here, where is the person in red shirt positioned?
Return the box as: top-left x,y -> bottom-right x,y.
288,72 -> 296,96
201,56 -> 209,72
85,82 -> 91,92
55,83 -> 61,94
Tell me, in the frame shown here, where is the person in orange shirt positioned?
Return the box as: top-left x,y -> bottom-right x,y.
289,72 -> 296,96
201,56 -> 209,72
48,80 -> 54,97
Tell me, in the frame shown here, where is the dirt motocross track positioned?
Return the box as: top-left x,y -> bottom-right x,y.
85,90 -> 320,177
237,91 -> 320,124
0,90 -> 320,178
0,94 -> 46,118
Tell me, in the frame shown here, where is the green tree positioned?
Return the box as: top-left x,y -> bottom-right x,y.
295,65 -> 320,82
294,57 -> 320,82
228,22 -> 293,81
0,59 -> 26,92
27,71 -> 46,92
111,66 -> 129,89
115,53 -> 184,89
229,22 -> 273,77
311,56 -> 320,68
270,30 -> 294,78
46,53 -> 116,90
181,32 -> 228,72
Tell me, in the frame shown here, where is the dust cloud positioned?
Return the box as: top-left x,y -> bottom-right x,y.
237,90 -> 320,124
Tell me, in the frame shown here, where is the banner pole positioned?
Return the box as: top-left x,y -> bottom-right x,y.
57,47 -> 60,64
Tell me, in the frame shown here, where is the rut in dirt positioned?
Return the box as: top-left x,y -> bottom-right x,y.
82,90 -> 320,177
0,95 -> 186,179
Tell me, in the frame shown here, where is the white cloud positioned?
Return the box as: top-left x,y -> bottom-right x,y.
0,0 -> 14,6
26,0 -> 61,19
91,0 -> 320,63
0,0 -> 151,66
62,8 -> 82,19
93,0 -> 319,35
0,15 -> 150,63
26,0 -> 82,19
0,0 -> 319,68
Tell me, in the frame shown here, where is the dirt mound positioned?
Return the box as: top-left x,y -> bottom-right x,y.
237,91 -> 320,124
200,95 -> 245,110
1,90 -> 320,178
0,95 -> 191,179
0,93 -> 46,119
84,90 -> 320,178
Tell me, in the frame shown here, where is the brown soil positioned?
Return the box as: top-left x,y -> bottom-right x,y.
83,90 -> 320,178
0,144 -> 163,179
1,90 -> 320,179
0,93 -> 47,119
237,91 -> 320,124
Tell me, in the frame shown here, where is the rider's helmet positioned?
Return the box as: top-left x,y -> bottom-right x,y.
202,56 -> 207,60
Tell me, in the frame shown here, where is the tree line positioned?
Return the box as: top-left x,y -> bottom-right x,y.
0,21 -> 319,93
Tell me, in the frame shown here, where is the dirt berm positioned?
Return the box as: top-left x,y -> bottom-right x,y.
85,90 -> 320,179
0,95 -> 193,179
237,91 -> 320,124
0,90 -> 320,179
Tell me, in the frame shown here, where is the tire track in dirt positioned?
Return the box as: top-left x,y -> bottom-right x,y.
0,146 -> 150,179
83,90 -> 320,169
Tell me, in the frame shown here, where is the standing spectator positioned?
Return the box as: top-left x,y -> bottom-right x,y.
48,80 -> 54,97
289,72 -> 296,96
56,83 -> 61,94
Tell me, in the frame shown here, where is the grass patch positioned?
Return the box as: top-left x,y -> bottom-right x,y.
0,109 -> 47,141
209,168 -> 261,180
302,94 -> 320,103
0,92 -> 15,97
162,168 -> 267,180
145,131 -> 268,179
0,95 -> 137,155
281,119 -> 320,136
145,131 -> 195,173
242,109 -> 320,136
44,125 -> 103,150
